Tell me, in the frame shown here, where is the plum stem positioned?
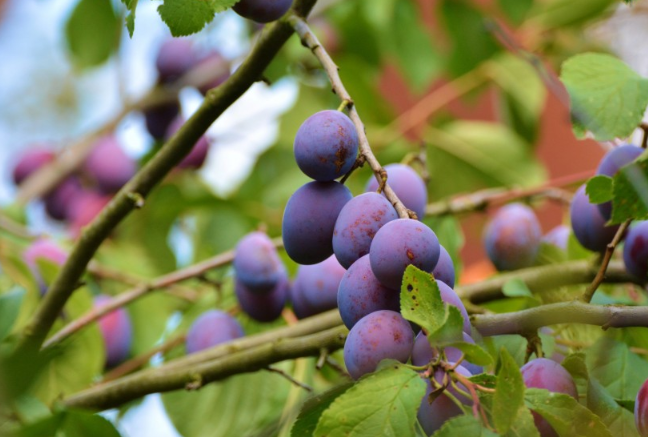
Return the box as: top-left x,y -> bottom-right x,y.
266,366 -> 314,392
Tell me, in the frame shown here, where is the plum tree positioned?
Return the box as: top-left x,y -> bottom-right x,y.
232,0 -> 294,23
292,255 -> 345,315
623,221 -> 648,281
570,185 -> 620,252
185,309 -> 244,354
365,164 -> 428,219
94,294 -> 133,368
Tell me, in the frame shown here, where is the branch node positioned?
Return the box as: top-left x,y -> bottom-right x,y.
185,374 -> 203,391
126,192 -> 145,209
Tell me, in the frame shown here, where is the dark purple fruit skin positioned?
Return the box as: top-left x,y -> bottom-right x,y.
44,177 -> 83,221
12,148 -> 55,185
343,310 -> 414,380
337,255 -> 400,329
365,164 -> 428,219
635,378 -> 648,437
84,136 -> 136,194
293,255 -> 345,314
521,358 -> 578,437
289,279 -> 317,319
165,116 -> 210,169
417,366 -> 472,435
431,245 -> 455,288
185,309 -> 244,354
596,145 -> 643,220
369,219 -> 440,290
333,192 -> 398,269
235,277 -> 288,322
282,181 -> 352,265
233,231 -> 284,293
570,185 -> 620,252
483,203 -> 541,271
412,332 -> 482,375
541,225 -> 570,250
24,239 -> 68,295
95,295 -> 133,368
155,39 -> 196,83
144,100 -> 181,141
623,221 -> 648,281
293,110 -> 359,182
232,0 -> 293,23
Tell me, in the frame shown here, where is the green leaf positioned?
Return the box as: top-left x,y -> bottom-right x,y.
469,373 -> 497,389
443,342 -> 493,367
121,0 -> 138,37
428,306 -> 465,345
493,349 -> 526,434
560,53 -> 648,141
314,365 -> 426,437
525,388 -> 613,437
611,160 -> 648,224
60,410 -> 121,437
0,287 -> 25,341
292,383 -> 354,437
157,0 -> 238,37
588,378 -> 640,437
65,0 -> 120,68
528,0 -> 615,30
497,0 -> 534,24
505,406 -> 541,437
586,176 -> 614,204
430,414 -> 498,436
502,279 -> 533,298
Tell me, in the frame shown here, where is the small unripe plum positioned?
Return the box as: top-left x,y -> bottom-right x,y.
185,309 -> 244,354
417,366 -> 472,435
431,245 -> 455,288
570,185 -> 620,252
343,310 -> 414,380
83,136 -> 136,194
635,377 -> 648,436
24,239 -> 68,294
293,110 -> 359,182
623,221 -> 648,281
541,225 -> 570,250
165,116 -> 210,169
155,38 -> 196,83
233,0 -> 293,23
596,144 -> 643,220
293,255 -> 346,315
12,147 -> 55,185
483,203 -> 541,271
369,218 -> 440,290
235,276 -> 289,322
365,164 -> 428,219
94,294 -> 133,368
521,358 -> 577,437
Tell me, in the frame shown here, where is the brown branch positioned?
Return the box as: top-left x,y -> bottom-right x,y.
288,16 -> 412,219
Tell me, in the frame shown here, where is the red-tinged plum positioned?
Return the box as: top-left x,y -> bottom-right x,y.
570,185 -> 620,252
293,110 -> 359,182
233,0 -> 293,23
43,177 -> 83,221
337,255 -> 400,329
144,100 -> 181,141
94,295 -> 133,368
412,332 -> 482,375
155,38 -> 196,83
165,116 -> 210,169
596,144 -> 643,220
365,164 -> 428,219
293,255 -> 345,314
623,221 -> 648,281
483,203 -> 541,271
69,191 -> 112,234
235,276 -> 289,322
282,181 -> 352,265
541,225 -> 570,250
332,192 -> 398,269
24,239 -> 67,294
417,366 -> 472,435
521,358 -> 578,437
431,245 -> 455,288
12,147 -> 55,185
83,136 -> 136,194
233,231 -> 284,293
635,377 -> 648,436
369,218 -> 440,290
343,310 -> 414,380
185,309 -> 244,354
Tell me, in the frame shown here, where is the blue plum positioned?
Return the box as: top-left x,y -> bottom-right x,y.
289,279 -> 317,320
365,164 -> 428,219
193,51 -> 230,95
233,231 -> 283,293
369,218 -> 440,290
431,245 -> 455,288
44,177 -> 83,221
623,221 -> 648,281
83,136 -> 136,194
332,192 -> 398,269
185,309 -> 244,354
337,255 -> 400,329
235,276 -> 289,323
483,203 -> 541,271
412,332 -> 482,375
293,110 -> 359,182
293,255 -> 346,314
343,310 -> 414,380
144,100 -> 181,141
541,225 -> 570,250
94,295 -> 133,368
282,181 -> 352,265
233,0 -> 293,23
417,366 -> 472,435
596,144 -> 643,220
570,185 -> 620,252
155,38 -> 196,83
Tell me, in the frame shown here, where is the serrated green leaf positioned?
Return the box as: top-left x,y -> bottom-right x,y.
562,352 -> 589,380
443,342 -> 493,367
65,0 -> 120,68
428,306 -> 465,345
560,53 -> 648,141
430,414 -> 498,436
588,378 -> 640,437
587,337 -> 648,400
493,349 -> 526,434
587,176 -> 614,204
158,0 -> 217,37
525,388 -> 613,437
314,365 -> 426,437
400,266 -> 446,335
0,287 -> 25,341
505,406 -> 540,437
502,279 -> 533,298
291,383 -> 354,437
611,160 -> 648,223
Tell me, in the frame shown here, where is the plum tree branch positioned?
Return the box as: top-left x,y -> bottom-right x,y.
15,0 -> 320,354
288,15 -> 413,219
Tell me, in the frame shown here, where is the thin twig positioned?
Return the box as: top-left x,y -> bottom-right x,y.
581,219 -> 632,303
266,366 -> 313,392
